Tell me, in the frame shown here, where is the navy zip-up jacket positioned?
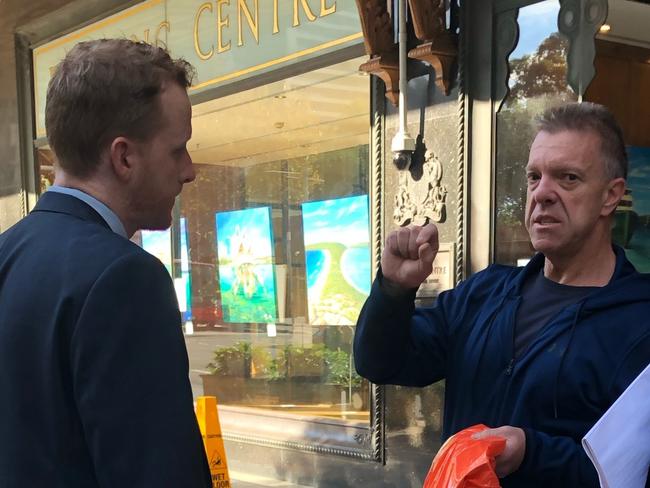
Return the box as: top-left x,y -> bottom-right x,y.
354,246 -> 650,487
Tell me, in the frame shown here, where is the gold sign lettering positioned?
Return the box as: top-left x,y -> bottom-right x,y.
189,0 -> 344,62
130,29 -> 150,43
217,0 -> 231,53
237,0 -> 259,46
155,21 -> 170,49
194,2 -> 214,60
272,0 -> 279,34
125,23 -> 170,47
35,0 -> 360,138
293,0 -> 317,26
321,0 -> 336,16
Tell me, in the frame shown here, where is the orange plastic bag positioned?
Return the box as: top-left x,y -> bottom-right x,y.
423,424 -> 506,488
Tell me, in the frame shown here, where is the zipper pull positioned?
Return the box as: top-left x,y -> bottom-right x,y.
505,358 -> 515,376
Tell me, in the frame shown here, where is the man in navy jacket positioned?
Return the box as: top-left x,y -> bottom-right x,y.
354,102 -> 650,487
0,40 -> 211,487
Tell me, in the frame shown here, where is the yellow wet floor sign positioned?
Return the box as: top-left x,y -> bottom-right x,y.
196,396 -> 231,488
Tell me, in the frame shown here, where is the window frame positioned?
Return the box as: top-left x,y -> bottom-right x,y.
18,0 -> 382,462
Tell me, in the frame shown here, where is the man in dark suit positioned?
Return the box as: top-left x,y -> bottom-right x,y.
0,39 -> 212,487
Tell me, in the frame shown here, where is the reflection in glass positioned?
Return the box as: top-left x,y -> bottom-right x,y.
179,217 -> 192,322
495,0 -> 577,265
585,21 -> 650,272
175,57 -> 370,423
37,148 -> 55,194
617,147 -> 650,272
135,220 -> 193,320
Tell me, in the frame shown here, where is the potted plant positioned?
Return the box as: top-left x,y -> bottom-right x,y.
200,342 -> 251,403
285,343 -> 325,378
250,345 -> 286,380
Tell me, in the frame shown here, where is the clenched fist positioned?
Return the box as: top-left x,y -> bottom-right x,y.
381,223 -> 439,289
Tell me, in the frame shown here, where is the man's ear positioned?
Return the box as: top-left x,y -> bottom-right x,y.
108,136 -> 137,181
602,177 -> 626,217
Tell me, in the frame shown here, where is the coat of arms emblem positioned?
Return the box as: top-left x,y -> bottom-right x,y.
394,150 -> 448,226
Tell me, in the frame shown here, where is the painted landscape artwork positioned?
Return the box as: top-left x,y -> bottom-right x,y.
141,228 -> 172,275
302,194 -> 371,325
615,146 -> 650,272
179,217 -> 192,321
141,224 -> 192,317
215,207 -> 278,323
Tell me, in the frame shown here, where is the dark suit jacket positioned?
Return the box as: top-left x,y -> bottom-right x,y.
0,192 -> 211,487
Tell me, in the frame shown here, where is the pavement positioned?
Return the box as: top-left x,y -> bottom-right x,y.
230,470 -> 312,487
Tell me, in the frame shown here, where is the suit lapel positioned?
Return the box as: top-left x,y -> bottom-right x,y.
31,191 -> 111,230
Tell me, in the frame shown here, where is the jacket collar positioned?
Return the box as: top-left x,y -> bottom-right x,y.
31,191 -> 111,231
509,244 -> 636,297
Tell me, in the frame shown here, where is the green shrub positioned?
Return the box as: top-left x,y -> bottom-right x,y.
206,341 -> 251,376
323,347 -> 363,387
206,342 -> 362,386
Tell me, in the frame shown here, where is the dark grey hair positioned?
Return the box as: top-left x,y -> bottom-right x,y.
536,102 -> 627,180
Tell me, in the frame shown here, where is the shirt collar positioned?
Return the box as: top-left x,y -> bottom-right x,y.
47,185 -> 128,238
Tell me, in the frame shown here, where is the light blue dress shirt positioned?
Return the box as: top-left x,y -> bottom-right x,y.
47,185 -> 127,238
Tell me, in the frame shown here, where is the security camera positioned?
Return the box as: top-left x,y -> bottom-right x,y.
391,130 -> 416,170
393,150 -> 413,170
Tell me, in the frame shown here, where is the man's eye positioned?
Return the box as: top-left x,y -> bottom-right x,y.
527,173 -> 539,182
565,174 -> 578,181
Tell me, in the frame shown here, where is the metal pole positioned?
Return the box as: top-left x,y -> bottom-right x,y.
391,0 -> 415,167
398,0 -> 408,133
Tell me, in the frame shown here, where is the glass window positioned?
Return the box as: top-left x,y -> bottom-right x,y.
35,53 -> 371,428
584,1 -> 650,272
172,57 -> 371,424
494,0 -> 577,265
37,148 -> 55,194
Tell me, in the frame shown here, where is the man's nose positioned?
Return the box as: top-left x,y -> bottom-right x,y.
532,175 -> 557,205
182,157 -> 196,184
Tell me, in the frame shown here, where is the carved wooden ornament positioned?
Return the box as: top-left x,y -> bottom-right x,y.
559,0 -> 607,98
407,0 -> 458,95
354,0 -> 400,105
494,8 -> 520,113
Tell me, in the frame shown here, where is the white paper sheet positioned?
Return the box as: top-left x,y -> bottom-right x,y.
582,362 -> 650,488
